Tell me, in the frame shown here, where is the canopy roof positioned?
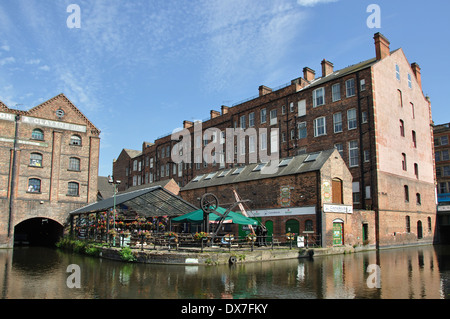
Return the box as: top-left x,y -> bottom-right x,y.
70,186 -> 197,217
172,207 -> 258,225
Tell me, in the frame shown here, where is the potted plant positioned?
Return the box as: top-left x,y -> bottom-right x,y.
194,232 -> 208,241
286,232 -> 296,241
246,233 -> 256,242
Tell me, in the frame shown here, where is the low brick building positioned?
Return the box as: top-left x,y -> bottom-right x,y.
0,94 -> 100,247
180,149 -> 376,248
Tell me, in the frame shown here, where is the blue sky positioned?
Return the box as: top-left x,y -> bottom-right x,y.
0,0 -> 449,177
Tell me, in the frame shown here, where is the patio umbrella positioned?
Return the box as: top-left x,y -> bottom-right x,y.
172,207 -> 258,226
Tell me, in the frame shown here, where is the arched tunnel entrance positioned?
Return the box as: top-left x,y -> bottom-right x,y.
14,218 -> 64,247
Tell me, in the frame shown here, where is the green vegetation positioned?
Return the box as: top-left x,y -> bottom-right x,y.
118,247 -> 137,262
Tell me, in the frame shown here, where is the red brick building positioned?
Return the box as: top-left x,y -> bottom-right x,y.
180,149 -> 375,247
114,33 -> 436,248
0,94 -> 100,248
434,122 -> 450,242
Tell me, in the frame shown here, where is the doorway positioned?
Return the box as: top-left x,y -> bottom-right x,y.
333,222 -> 344,246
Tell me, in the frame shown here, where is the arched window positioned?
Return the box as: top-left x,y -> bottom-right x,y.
69,157 -> 80,171
30,153 -> 43,167
417,221 -> 423,239
405,216 -> 411,233
31,129 -> 44,140
68,182 -> 79,196
28,178 -> 41,193
70,135 -> 82,146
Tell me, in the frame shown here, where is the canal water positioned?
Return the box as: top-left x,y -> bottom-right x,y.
1,245 -> 449,299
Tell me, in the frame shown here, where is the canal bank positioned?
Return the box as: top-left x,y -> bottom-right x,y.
95,245 -> 377,266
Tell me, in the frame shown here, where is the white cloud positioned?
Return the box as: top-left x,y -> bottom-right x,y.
297,0 -> 338,7
0,56 -> 15,65
25,59 -> 41,65
1,44 -> 9,51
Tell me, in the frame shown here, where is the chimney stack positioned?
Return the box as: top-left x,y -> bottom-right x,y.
321,59 -> 334,77
411,63 -> 422,90
303,67 -> 315,82
183,120 -> 193,129
259,85 -> 272,97
221,105 -> 229,115
374,32 -> 390,60
210,110 -> 220,119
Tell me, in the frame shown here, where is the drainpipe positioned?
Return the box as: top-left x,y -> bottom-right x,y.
356,72 -> 366,210
7,115 -> 20,241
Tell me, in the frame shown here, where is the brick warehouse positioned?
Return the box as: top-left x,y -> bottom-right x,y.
180,149 -> 376,248
0,94 -> 100,248
114,33 -> 436,248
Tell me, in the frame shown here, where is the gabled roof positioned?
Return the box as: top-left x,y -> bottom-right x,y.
181,149 -> 336,191
26,93 -> 100,134
123,148 -> 142,159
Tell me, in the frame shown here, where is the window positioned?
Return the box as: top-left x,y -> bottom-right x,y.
414,163 -> 419,179
260,132 -> 267,150
133,160 -> 137,171
416,193 -> 421,205
412,131 -> 417,148
305,220 -> 314,232
444,166 -> 450,176
253,162 -> 267,172
364,150 -> 370,162
400,120 -> 405,137
28,178 -> 41,193
402,153 -> 407,171
362,111 -> 368,124
346,79 -> 355,97
249,135 -> 256,153
333,112 -> 343,133
298,100 -> 306,117
332,178 -> 343,204
249,112 -> 255,127
313,87 -> 325,107
281,132 -> 286,143
442,150 -> 450,161
69,157 -> 80,171
260,108 -> 267,123
314,117 -> 326,137
398,90 -> 403,108
31,129 -> 44,140
352,182 -> 360,203
347,109 -> 357,130
240,115 -> 246,129
298,122 -> 307,139
404,185 -> 409,202
270,109 -> 277,125
408,73 -> 412,89
281,105 -> 286,115
428,217 -> 432,232
334,143 -> 344,157
349,140 -> 359,167
290,102 -> 294,113
68,182 -> 79,196
70,135 -> 82,146
332,83 -> 341,102
442,136 -> 449,145
396,64 -> 400,81
161,165 -> 165,177
270,130 -> 278,153
360,79 -> 366,91
406,216 -> 411,232
279,158 -> 293,167
290,129 -> 295,140
30,153 -> 43,167
410,103 -> 415,119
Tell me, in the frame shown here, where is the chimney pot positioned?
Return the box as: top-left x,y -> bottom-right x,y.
221,105 -> 229,115
210,110 -> 220,119
374,32 -> 390,60
183,120 -> 194,129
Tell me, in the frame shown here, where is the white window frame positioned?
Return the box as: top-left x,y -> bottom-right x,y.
347,108 -> 357,130
346,79 -> 355,97
298,100 -> 306,117
314,117 -> 326,137
298,122 -> 307,139
333,112 -> 343,133
270,109 -> 277,125
395,64 -> 400,81
332,83 -> 341,102
349,140 -> 359,167
260,108 -> 267,123
249,112 -> 255,127
313,87 -> 325,107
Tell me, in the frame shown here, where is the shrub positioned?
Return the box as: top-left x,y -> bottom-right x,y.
119,247 -> 137,262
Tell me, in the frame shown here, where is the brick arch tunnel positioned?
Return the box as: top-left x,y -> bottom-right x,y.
14,218 -> 64,247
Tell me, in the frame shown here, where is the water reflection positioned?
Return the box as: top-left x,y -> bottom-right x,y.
1,245 -> 449,299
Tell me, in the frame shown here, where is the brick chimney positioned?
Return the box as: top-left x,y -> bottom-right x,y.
321,59 -> 334,77
259,85 -> 272,97
411,63 -> 422,90
183,120 -> 193,129
374,32 -> 390,60
303,67 -> 315,82
221,105 -> 229,115
210,110 -> 220,119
